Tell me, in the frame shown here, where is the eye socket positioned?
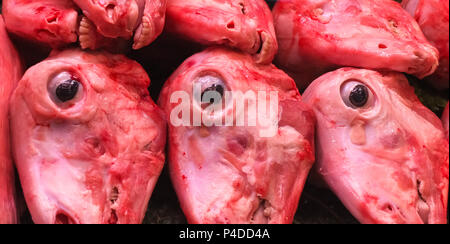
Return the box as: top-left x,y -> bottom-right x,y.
48,72 -> 84,107
340,80 -> 374,109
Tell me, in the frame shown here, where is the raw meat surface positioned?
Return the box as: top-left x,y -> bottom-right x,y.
303,68 -> 449,224
402,0 -> 449,89
443,103 -> 449,140
159,48 -> 315,224
273,0 -> 439,88
0,15 -> 22,224
2,0 -> 167,50
165,0 -> 277,64
9,49 -> 166,224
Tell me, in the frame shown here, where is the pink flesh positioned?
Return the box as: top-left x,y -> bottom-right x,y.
165,0 -> 278,64
2,0 -> 167,50
74,0 -> 166,42
0,16 -> 23,224
132,0 -> 167,49
273,0 -> 439,88
159,48 -> 315,224
443,103 -> 449,140
9,49 -> 166,224
302,68 -> 449,224
402,0 -> 449,90
2,0 -> 79,48
74,0 -> 144,38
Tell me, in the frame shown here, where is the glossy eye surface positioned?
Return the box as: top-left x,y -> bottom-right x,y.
202,83 -> 224,104
56,79 -> 79,102
195,74 -> 228,109
340,80 -> 373,109
349,84 -> 369,107
48,72 -> 84,107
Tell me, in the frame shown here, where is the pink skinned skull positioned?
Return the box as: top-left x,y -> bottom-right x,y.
9,49 -> 167,224
0,15 -> 23,224
272,0 -> 440,89
402,0 -> 450,90
165,0 -> 278,64
442,103 -> 449,140
302,68 -> 449,224
2,0 -> 167,50
159,48 -> 316,224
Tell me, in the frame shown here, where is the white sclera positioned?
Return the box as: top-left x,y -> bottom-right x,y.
340,80 -> 375,109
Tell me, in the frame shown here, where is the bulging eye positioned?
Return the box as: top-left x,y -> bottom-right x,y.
202,83 -> 224,104
340,80 -> 374,109
195,74 -> 229,108
349,84 -> 368,107
48,72 -> 84,107
56,79 -> 79,102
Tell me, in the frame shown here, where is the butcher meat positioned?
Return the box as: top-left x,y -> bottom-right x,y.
0,15 -> 22,224
2,0 -> 167,50
165,0 -> 278,64
9,49 -> 166,224
402,0 -> 449,90
272,0 -> 440,88
75,0 -> 167,50
302,68 -> 449,224
159,48 -> 316,224
443,103 -> 449,140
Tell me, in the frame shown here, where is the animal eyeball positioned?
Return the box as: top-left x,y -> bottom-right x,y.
340,81 -> 373,108
48,72 -> 84,106
349,85 -> 368,107
195,74 -> 228,108
202,84 -> 224,104
56,79 -> 79,102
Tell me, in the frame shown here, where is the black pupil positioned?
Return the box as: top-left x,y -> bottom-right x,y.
56,79 -> 79,102
201,84 -> 224,104
349,85 -> 369,107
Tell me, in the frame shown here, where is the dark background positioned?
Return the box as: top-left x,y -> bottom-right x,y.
0,0 -> 447,225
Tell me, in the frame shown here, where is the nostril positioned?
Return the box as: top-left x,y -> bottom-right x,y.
55,212 -> 76,224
